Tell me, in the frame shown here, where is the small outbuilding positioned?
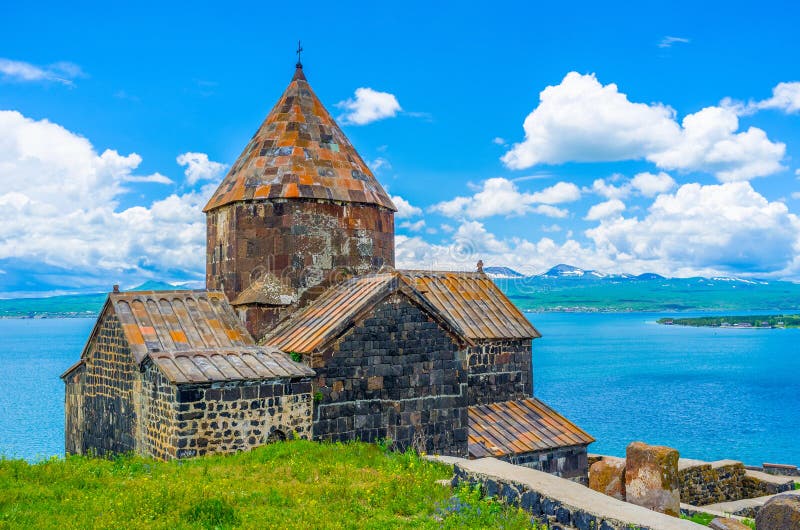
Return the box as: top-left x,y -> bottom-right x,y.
62,289 -> 314,460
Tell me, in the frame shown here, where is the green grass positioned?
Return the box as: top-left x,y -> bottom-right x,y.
0,440 -> 535,529
680,512 -> 755,529
795,481 -> 800,490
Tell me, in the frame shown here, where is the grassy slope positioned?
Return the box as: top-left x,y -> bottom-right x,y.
0,441 -> 533,529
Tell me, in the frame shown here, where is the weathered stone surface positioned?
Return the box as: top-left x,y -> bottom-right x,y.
589,457 -> 626,500
708,517 -> 751,530
755,494 -> 800,530
678,459 -> 746,505
310,294 -> 469,456
624,441 -> 680,517
465,340 -> 532,405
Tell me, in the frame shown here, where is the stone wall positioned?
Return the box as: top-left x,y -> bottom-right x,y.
63,363 -> 85,455
172,379 -> 313,458
137,360 -> 179,460
310,294 -> 469,456
68,312 -> 138,456
465,339 -> 532,405
679,460 -> 746,506
506,445 -> 590,483
449,457 -> 701,530
206,199 -> 394,305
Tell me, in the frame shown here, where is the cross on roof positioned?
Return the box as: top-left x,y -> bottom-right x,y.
296,40 -> 303,68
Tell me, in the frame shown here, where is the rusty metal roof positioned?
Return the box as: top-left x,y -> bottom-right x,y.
204,66 -> 395,212
95,290 -> 312,383
263,272 -> 470,354
468,398 -> 594,459
402,270 -> 541,340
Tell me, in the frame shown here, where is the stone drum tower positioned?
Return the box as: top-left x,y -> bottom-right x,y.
204,63 -> 396,339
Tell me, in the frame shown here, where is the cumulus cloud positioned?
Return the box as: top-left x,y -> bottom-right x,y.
0,58 -> 84,86
502,72 -> 786,181
0,110 -> 225,291
367,157 -> 391,172
399,219 -> 426,232
176,152 -> 227,185
586,182 -> 800,275
725,81 -> 800,116
337,87 -> 402,125
585,199 -> 626,221
399,181 -> 800,279
629,172 -> 676,197
391,195 -> 422,218
430,178 -> 580,219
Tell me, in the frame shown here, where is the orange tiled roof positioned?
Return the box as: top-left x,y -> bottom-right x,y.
204,66 -> 395,212
468,398 -> 594,458
263,272 -> 470,354
402,270 -> 541,340
70,290 -> 313,383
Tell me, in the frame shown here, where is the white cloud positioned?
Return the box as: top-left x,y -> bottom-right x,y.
492,137 -> 506,145
430,178 -> 580,219
337,87 -> 402,125
391,195 -> 422,218
176,152 -> 227,185
400,219 -> 426,232
629,172 -> 676,197
585,199 -> 626,221
0,58 -> 84,86
726,82 -> 800,115
586,182 -> 800,275
589,178 -> 630,200
502,72 -> 785,181
647,106 -> 785,181
398,182 -> 800,279
0,110 -> 225,288
367,157 -> 391,172
659,36 -> 690,48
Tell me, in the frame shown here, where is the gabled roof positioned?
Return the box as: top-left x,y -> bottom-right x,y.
468,398 -> 594,459
402,270 -> 541,340
204,66 -> 395,212
231,274 -> 296,306
263,272 -> 471,354
63,290 -> 312,383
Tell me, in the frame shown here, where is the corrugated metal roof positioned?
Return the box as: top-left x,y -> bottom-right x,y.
468,398 -> 594,458
105,290 -> 312,383
263,272 -> 470,354
402,270 -> 541,340
204,66 -> 395,212
149,346 -> 314,384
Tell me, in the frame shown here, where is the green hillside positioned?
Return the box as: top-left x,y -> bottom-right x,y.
0,440 -> 533,529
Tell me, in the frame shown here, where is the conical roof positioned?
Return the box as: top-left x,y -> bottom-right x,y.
204,66 -> 396,212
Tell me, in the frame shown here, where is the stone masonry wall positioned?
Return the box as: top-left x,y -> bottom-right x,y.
137,360 -> 179,460
63,364 -> 85,455
310,294 -> 469,456
466,339 -> 532,405
73,312 -> 138,456
679,460 -> 746,505
171,379 -> 313,458
506,444 -> 589,483
206,199 -> 394,304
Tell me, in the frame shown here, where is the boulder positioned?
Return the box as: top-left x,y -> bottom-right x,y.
755,493 -> 800,530
708,517 -> 751,530
589,457 -> 626,500
624,441 -> 680,517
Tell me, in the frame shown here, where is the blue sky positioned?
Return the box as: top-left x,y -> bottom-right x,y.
2,1 -> 800,295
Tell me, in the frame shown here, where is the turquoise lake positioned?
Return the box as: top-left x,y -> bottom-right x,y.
1,313 -> 798,465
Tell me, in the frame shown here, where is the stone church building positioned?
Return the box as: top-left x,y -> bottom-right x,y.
63,61 -> 593,479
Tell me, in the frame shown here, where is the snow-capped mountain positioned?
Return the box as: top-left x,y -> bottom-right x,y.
483,266 -> 526,279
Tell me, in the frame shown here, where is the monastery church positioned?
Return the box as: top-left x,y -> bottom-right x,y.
62,60 -> 594,480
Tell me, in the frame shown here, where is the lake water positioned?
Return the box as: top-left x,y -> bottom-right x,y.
1,313 -> 798,466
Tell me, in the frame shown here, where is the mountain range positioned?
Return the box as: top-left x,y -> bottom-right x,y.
1,265 -> 798,317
